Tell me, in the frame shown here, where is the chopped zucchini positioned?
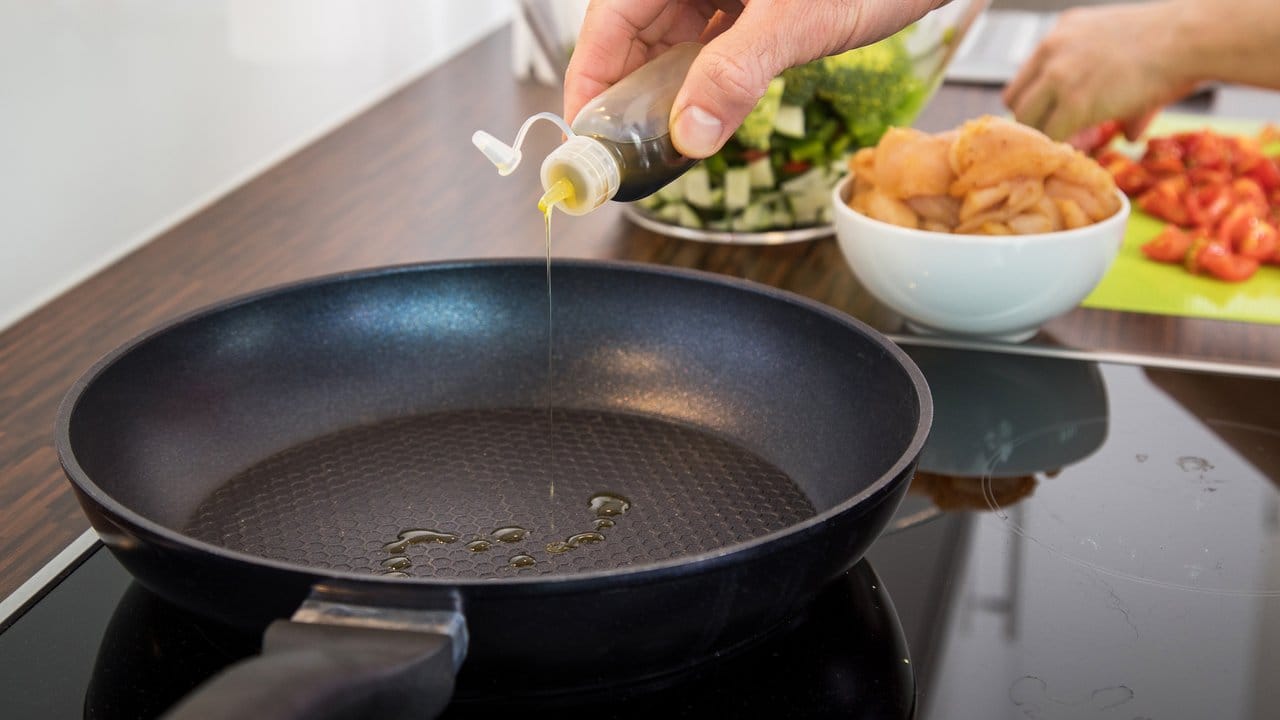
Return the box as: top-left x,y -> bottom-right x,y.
788,184 -> 830,225
656,201 -> 703,229
780,167 -> 825,195
724,167 -> 751,211
747,157 -> 775,189
774,104 -> 806,138
703,188 -> 725,210
636,194 -> 663,210
731,203 -> 773,232
683,166 -> 713,208
656,173 -> 687,202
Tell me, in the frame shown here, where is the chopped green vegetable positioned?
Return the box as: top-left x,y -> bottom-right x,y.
656,173 -> 686,202
748,157 -> 775,189
818,31 -> 923,147
657,201 -> 703,229
780,62 -> 824,106
774,104 -> 806,139
683,166 -> 713,208
636,194 -> 662,210
780,167 -> 825,195
734,78 -> 786,150
786,182 -> 830,226
724,167 -> 751,210
732,204 -> 773,232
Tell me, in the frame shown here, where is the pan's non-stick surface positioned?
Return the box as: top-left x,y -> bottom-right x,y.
185,407 -> 815,578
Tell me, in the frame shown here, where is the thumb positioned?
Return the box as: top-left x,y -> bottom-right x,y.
669,22 -> 786,159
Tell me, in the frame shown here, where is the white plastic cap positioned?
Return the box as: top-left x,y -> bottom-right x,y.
540,136 -> 621,216
471,130 -> 521,176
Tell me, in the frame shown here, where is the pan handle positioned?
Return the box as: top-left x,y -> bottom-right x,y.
162,601 -> 467,720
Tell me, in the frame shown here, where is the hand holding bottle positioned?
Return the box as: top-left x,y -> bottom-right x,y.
563,0 -> 947,159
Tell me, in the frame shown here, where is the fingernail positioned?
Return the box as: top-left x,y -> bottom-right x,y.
672,105 -> 723,158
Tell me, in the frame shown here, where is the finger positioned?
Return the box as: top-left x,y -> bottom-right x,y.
1041,100 -> 1087,142
1009,73 -> 1058,135
1003,41 -> 1051,111
1122,107 -> 1159,141
563,0 -> 673,121
668,15 -> 787,157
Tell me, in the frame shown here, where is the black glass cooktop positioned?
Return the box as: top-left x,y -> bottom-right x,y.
3,347 -> 1278,719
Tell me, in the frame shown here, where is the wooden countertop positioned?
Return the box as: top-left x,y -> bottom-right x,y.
2,27 -> 1278,603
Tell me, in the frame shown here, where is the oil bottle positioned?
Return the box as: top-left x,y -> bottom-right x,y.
473,42 -> 702,215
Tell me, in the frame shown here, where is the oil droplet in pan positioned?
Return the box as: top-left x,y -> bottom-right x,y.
382,529 -> 460,554
594,518 -> 615,530
566,532 -> 605,548
510,554 -> 536,569
491,526 -> 529,543
545,541 -> 571,554
465,539 -> 493,553
589,493 -> 631,518
382,570 -> 411,578
380,556 -> 412,570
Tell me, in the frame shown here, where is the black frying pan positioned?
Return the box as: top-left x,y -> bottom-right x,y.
55,260 -> 930,719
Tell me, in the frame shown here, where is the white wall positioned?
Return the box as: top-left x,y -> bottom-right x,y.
0,0 -> 514,331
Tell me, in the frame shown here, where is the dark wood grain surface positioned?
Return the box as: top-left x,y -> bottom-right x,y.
2,27 -> 1277,603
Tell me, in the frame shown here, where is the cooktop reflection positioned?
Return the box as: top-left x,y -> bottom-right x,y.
2,348 -> 1278,719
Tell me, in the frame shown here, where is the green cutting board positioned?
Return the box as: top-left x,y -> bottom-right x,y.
1079,114 -> 1280,325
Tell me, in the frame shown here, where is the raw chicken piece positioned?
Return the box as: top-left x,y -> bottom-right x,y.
845,115 -> 1119,235
1055,198 -> 1091,229
875,127 -> 956,198
906,195 -> 961,228
1008,213 -> 1055,234
949,116 -> 1072,195
863,189 -> 920,228
1046,178 -> 1116,221
959,182 -> 1012,222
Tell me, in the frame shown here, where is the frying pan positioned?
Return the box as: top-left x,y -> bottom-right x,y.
55,260 -> 930,719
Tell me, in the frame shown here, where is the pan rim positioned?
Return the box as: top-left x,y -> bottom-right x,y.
54,258 -> 932,592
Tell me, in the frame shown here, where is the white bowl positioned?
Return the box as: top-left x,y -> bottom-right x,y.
832,175 -> 1129,342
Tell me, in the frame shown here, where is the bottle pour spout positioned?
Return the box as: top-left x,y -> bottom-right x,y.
472,111 -> 575,176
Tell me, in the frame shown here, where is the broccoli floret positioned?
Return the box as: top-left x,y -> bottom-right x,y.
734,77 -> 786,150
815,32 -> 922,147
780,61 -> 824,106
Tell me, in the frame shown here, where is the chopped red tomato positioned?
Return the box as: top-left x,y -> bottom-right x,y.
1141,225 -> 1194,263
1216,205 -> 1261,246
1138,182 -> 1190,226
1196,241 -> 1260,282
1231,177 -> 1267,207
1101,154 -> 1153,195
1185,131 -> 1232,170
780,160 -> 811,175
1069,120 -> 1122,154
1184,236 -> 1212,275
1234,220 -> 1278,261
1145,136 -> 1184,166
1248,158 -> 1280,192
1095,125 -> 1280,281
1186,167 -> 1232,188
1185,185 -> 1232,228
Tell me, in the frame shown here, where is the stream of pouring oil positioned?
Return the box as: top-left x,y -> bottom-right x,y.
538,178 -> 576,510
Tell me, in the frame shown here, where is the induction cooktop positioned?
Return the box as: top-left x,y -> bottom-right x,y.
3,347 -> 1278,719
